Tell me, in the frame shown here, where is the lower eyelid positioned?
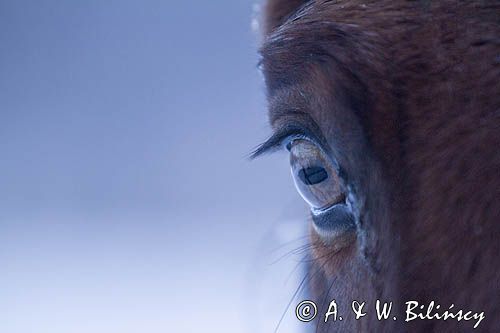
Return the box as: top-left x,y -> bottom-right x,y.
311,193 -> 347,215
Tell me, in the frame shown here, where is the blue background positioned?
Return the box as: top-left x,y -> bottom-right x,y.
1,1 -> 309,332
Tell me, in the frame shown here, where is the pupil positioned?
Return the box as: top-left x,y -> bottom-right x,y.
298,166 -> 328,185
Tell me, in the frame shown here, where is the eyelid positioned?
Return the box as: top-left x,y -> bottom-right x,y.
250,123 -> 326,159
284,134 -> 311,151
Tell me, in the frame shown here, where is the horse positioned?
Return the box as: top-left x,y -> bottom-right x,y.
252,1 -> 500,331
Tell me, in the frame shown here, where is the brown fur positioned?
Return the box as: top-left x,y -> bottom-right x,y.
259,1 -> 500,331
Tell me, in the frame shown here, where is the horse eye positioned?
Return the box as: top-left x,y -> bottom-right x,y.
289,139 -> 345,210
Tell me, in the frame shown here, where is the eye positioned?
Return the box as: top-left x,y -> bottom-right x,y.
288,139 -> 345,211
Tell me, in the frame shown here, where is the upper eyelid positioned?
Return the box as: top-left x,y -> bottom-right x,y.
284,134 -> 310,151
250,122 -> 326,159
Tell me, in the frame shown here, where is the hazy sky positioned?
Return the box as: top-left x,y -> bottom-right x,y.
1,1 -> 309,332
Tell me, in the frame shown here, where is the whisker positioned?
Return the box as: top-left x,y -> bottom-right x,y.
274,258 -> 330,333
284,260 -> 304,286
315,275 -> 336,333
269,243 -> 314,265
267,235 -> 310,254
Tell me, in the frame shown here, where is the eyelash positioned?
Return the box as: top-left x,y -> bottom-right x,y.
250,122 -> 323,159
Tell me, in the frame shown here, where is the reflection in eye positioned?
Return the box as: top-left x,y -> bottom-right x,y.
298,166 -> 328,185
289,139 -> 345,210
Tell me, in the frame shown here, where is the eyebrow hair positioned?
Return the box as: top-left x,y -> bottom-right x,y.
250,115 -> 327,159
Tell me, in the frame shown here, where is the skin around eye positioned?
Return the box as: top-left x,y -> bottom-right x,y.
289,139 -> 345,210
